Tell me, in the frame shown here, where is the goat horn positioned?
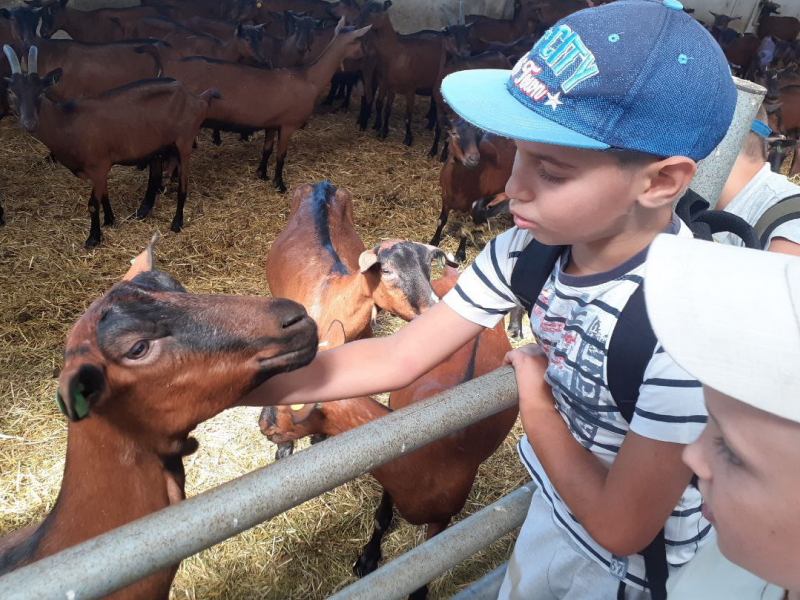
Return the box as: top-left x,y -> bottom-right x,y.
458,0 -> 464,25
28,45 -> 38,75
3,45 -> 21,75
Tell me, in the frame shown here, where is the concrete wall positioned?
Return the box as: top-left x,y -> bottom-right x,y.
0,0 -> 516,32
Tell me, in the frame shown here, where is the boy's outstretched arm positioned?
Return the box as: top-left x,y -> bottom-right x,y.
506,348 -> 695,557
240,301 -> 487,407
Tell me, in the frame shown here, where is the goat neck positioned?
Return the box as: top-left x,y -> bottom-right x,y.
0,416 -> 181,598
320,396 -> 391,435
310,270 -> 377,341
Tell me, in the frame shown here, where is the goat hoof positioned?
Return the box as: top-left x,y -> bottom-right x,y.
257,169 -> 268,181
170,221 -> 183,234
211,138 -> 221,147
454,251 -> 467,264
133,208 -> 150,221
408,585 -> 429,600
353,553 -> 380,578
403,137 -> 413,147
507,325 -> 523,339
85,236 -> 101,248
275,182 -> 287,193
309,433 -> 328,445
103,216 -> 115,227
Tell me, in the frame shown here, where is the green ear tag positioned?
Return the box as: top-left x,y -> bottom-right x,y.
315,403 -> 323,410
55,389 -> 68,418
73,389 -> 90,420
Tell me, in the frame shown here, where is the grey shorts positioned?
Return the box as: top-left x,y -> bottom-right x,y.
497,488 -> 650,600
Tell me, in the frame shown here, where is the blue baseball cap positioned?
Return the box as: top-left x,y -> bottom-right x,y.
441,0 -> 736,161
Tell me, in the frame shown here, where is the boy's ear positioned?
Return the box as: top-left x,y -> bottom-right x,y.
636,156 -> 697,209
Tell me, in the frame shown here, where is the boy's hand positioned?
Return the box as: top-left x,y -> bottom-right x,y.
503,344 -> 554,413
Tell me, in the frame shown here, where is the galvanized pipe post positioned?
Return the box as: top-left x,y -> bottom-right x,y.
329,486 -> 534,600
0,368 -> 519,600
688,77 -> 765,208
450,563 -> 509,600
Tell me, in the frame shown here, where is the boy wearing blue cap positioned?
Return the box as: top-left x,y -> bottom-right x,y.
245,1 -> 736,597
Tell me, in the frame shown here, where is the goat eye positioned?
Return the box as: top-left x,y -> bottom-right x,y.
127,340 -> 150,359
381,267 -> 392,275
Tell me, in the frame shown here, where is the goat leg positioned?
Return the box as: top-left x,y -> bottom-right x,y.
101,194 -> 115,227
211,128 -> 222,146
358,95 -> 371,130
407,520 -> 450,600
257,129 -> 276,181
85,181 -> 106,248
273,126 -> 296,193
425,97 -> 436,131
354,491 -> 394,578
372,97 -> 384,132
455,234 -> 468,264
379,90 -> 394,141
322,78 -> 337,106
135,157 -> 164,220
0,194 -> 4,226
170,145 -> 191,233
439,141 -> 449,163
429,121 -> 441,158
430,206 -> 449,247
508,306 -> 525,339
403,92 -> 415,147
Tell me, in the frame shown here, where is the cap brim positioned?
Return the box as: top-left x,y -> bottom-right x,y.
441,69 -> 610,149
646,235 -> 800,423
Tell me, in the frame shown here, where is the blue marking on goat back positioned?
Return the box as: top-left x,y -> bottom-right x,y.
310,181 -> 348,276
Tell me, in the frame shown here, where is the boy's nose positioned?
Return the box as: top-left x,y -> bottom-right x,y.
682,436 -> 712,482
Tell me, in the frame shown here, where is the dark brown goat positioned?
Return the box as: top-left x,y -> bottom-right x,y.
434,118 -> 515,263
266,181 -> 445,342
38,0 -> 168,42
758,15 -> 800,42
430,50 -> 511,158
160,20 -> 371,191
3,45 -> 219,247
257,0 -> 337,21
474,32 -> 536,60
1,5 -> 41,44
724,34 -> 760,74
767,89 -> 800,177
0,240 -> 317,599
128,16 -> 268,64
8,38 -> 164,102
260,267 -> 517,600
355,1 -> 443,146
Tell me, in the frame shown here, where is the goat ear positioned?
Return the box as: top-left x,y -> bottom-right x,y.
57,363 -> 107,422
236,21 -> 244,35
319,319 -> 346,350
710,11 -> 719,17
353,23 -> 371,37
425,244 -> 459,268
731,15 -> 741,20
289,402 -> 319,425
358,249 -> 379,273
42,67 -> 62,87
123,233 -> 159,281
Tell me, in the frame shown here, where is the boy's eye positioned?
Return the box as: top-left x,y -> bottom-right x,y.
713,436 -> 743,467
537,168 -> 566,184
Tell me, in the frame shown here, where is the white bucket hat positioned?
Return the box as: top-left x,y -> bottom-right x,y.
645,234 -> 800,424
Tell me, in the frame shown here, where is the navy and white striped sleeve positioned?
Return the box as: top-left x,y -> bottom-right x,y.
442,227 -> 527,328
629,344 -> 707,444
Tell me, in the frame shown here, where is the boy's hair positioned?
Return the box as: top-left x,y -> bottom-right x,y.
741,105 -> 769,162
610,148 -> 664,171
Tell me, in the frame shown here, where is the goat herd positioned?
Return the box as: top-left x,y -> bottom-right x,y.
1,0 -> 800,598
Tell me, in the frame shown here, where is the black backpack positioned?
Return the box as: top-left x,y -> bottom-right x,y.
509,190 -> 760,600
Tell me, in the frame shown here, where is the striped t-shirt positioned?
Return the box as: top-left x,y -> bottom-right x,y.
443,214 -> 712,591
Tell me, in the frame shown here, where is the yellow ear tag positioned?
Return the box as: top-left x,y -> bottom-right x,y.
256,3 -> 262,7
291,404 -> 304,411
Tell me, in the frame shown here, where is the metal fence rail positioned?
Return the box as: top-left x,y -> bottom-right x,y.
0,367 -> 519,600
329,486 -> 533,600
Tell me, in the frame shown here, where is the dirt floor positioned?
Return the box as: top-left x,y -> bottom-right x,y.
0,102 -> 530,599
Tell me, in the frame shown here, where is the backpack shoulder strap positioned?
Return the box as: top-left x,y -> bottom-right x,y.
607,283 -> 658,424
754,193 -> 800,248
509,237 -> 565,313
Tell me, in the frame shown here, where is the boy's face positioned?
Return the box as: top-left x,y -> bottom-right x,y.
683,387 -> 800,590
506,141 -> 652,246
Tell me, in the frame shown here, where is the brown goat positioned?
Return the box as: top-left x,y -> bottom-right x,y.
257,0 -> 337,21
259,267 -> 517,600
38,0 -> 168,42
160,20 -> 371,191
430,49 -> 511,159
355,1 -> 443,146
3,45 -> 219,247
758,15 -> 800,42
0,239 -> 317,599
128,16 -> 268,64
767,89 -> 800,177
434,118 -> 515,264
7,38 -> 165,103
474,32 -> 536,59
266,181 -> 446,342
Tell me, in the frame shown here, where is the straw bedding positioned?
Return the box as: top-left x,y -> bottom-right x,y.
0,101 -> 529,599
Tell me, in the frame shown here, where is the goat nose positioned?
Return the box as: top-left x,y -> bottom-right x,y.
281,312 -> 305,329
21,118 -> 37,132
